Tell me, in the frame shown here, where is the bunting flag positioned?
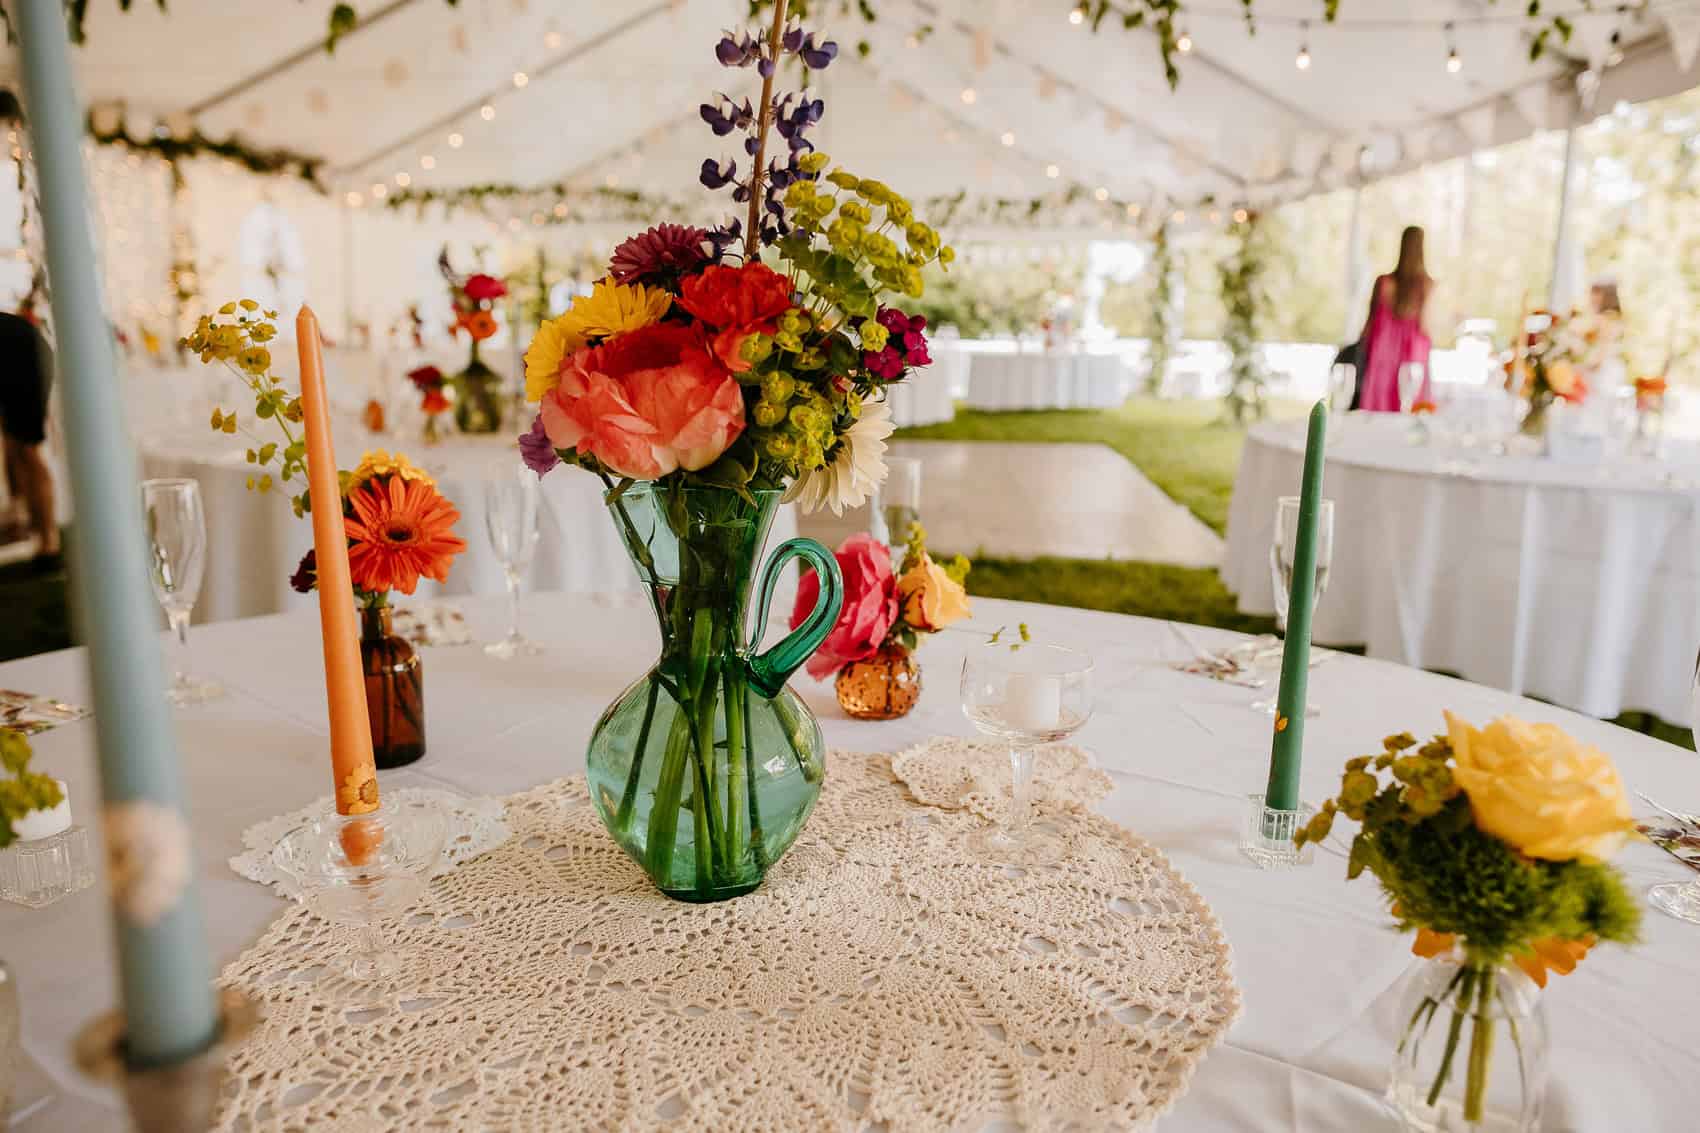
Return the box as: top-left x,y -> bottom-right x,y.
1665,7 -> 1700,72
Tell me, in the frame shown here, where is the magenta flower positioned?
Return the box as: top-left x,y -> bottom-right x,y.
609,223 -> 712,285
519,414 -> 560,477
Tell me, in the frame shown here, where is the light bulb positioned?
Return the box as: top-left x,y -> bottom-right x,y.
480,103 -> 497,121
1446,50 -> 1462,74
1295,45 -> 1311,70
344,191 -> 364,207
1045,163 -> 1060,179
1125,203 -> 1141,218
1069,6 -> 1084,25
552,202 -> 568,218
420,154 -> 436,170
960,87 -> 977,104
544,29 -> 563,49
1001,130 -> 1016,146
1233,208 -> 1249,223
394,171 -> 411,187
1094,186 -> 1109,201
1172,209 -> 1186,223
370,182 -> 387,199
513,71 -> 529,88
1177,31 -> 1193,54
448,131 -> 464,149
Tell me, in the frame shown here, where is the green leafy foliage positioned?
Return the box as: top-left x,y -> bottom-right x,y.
1218,213 -> 1268,425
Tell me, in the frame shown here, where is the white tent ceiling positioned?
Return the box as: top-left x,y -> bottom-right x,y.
18,0 -> 1700,226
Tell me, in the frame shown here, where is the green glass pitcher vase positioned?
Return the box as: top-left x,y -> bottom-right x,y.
587,483 -> 843,902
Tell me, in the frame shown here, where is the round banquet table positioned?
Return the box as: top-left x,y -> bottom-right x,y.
962,341 -> 1133,411
133,424 -> 798,623
1224,414 -> 1700,722
5,593 -> 1698,1131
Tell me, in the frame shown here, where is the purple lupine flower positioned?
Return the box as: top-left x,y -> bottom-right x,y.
707,219 -> 742,256
799,34 -> 838,69
782,26 -> 804,53
700,157 -> 737,190
700,102 -> 735,136
757,54 -> 775,78
519,415 -> 560,477
715,30 -> 761,67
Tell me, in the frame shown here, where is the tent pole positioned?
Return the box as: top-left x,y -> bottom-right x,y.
1548,121 -> 1579,309
1341,180 -> 1365,344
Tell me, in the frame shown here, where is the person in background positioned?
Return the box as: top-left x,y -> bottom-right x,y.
1355,225 -> 1434,412
0,307 -> 59,566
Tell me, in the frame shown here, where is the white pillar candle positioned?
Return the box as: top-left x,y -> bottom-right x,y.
13,778 -> 72,841
1004,673 -> 1062,734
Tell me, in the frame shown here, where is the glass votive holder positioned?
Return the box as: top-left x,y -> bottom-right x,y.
1238,793 -> 1316,870
0,826 -> 96,908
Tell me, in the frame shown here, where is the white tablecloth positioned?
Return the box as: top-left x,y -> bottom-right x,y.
1224,414 -> 1700,720
5,594 -> 1697,1131
880,369 -> 956,427
135,426 -> 798,622
962,341 -> 1133,411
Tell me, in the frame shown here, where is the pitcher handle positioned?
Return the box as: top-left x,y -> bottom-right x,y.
747,537 -> 843,699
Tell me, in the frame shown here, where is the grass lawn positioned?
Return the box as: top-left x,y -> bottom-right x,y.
898,398 -> 1303,536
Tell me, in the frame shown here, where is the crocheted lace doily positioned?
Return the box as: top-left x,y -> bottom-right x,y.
891,736 -> 1115,823
216,753 -> 1239,1131
228,788 -> 510,899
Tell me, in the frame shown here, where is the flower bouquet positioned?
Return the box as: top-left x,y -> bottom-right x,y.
795,524 -> 970,720
1507,308 -> 1613,435
406,364 -> 451,443
185,307 -> 469,769
1296,713 -> 1639,1130
440,250 -> 508,434
516,0 -> 952,901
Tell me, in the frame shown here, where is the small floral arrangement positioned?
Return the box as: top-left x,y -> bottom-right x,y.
288,450 -> 467,609
407,364 -> 451,416
1633,374 -> 1668,411
440,249 -> 507,344
792,524 -> 970,680
186,305 -> 470,605
1,728 -> 62,850
1508,307 -> 1618,408
1296,712 -> 1639,1123
519,6 -> 952,516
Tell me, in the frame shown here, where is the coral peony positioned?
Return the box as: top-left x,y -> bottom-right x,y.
791,533 -> 898,679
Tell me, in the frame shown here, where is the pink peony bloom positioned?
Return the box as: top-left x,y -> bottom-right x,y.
791,533 -> 899,679
539,362 -> 663,479
626,346 -> 746,472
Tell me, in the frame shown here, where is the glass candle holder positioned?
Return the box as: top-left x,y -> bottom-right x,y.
0,826 -> 95,908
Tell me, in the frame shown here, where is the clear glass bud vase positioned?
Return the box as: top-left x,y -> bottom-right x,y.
587,484 -> 843,902
1389,950 -> 1548,1132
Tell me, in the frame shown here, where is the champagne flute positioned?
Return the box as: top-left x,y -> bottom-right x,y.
1647,651 -> 1700,924
141,478 -> 224,704
880,456 -> 923,557
1398,362 -> 1427,413
960,640 -> 1094,866
484,462 -> 542,659
1250,496 -> 1333,715
1328,362 -> 1356,423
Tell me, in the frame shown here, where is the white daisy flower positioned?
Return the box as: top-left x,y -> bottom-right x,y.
784,398 -> 894,516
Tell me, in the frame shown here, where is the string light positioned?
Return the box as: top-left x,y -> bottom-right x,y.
905,31 -> 920,48
448,132 -> 464,148
1172,209 -> 1186,223
960,87 -> 977,104
552,202 -> 568,218
1233,207 -> 1249,223
480,103 -> 497,121
1445,22 -> 1461,74
513,71 -> 529,88
1125,202 -> 1141,219
394,171 -> 411,187
605,173 -> 619,188
370,182 -> 387,199
420,154 -> 436,169
1068,5 -> 1085,26
543,28 -> 563,49
1208,208 -> 1221,223
1093,186 -> 1109,201
1295,22 -> 1311,70
1176,28 -> 1193,54
1045,163 -> 1060,178
345,190 -> 364,207
1000,130 -> 1016,146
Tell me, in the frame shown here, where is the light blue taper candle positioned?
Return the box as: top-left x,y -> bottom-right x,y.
13,0 -> 218,1067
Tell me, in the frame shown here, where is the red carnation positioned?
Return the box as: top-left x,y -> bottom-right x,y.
463,273 -> 508,301
676,262 -> 794,373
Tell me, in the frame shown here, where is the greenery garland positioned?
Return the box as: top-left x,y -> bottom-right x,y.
87,116 -> 326,190
1145,223 -> 1175,395
1219,210 -> 1267,425
382,182 -> 674,227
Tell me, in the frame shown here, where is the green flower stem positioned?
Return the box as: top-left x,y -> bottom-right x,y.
645,710 -> 694,882
724,666 -> 748,865
1464,966 -> 1497,1124
1427,966 -> 1477,1109
773,693 -> 821,784
687,704 -> 716,892
738,675 -> 767,870
615,678 -> 661,834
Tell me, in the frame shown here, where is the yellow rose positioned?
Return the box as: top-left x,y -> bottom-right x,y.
897,553 -> 971,632
1444,711 -> 1635,862
1545,360 -> 1578,396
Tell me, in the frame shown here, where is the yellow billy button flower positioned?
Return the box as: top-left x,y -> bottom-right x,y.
797,151 -> 830,175
248,322 -> 277,343
826,169 -> 860,191
753,401 -> 786,427
858,321 -> 889,351
760,371 -> 796,404
236,346 -> 271,375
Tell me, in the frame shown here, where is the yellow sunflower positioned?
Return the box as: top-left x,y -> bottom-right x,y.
525,280 -> 672,403
347,449 -> 435,492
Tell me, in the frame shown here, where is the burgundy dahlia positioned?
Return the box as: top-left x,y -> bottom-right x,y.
289,548 -> 318,595
608,223 -> 713,286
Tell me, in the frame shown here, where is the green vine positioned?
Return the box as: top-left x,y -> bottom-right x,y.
88,115 -> 325,189
1145,223 -> 1175,395
1219,210 -> 1267,425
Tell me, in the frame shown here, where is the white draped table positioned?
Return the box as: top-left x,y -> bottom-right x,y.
961,340 -> 1133,411
5,594 -> 1698,1130
1224,415 -> 1700,721
134,425 -> 798,622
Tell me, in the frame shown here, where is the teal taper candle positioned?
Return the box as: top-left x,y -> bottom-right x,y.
1264,400 -> 1328,813
13,0 -> 218,1067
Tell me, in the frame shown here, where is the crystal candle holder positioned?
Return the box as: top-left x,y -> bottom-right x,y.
1238,793 -> 1316,870
1,825 -> 95,907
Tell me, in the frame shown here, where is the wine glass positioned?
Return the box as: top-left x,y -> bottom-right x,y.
141,478 -> 224,704
1250,496 -> 1334,715
271,799 -> 448,999
960,640 -> 1093,866
1648,652 -> 1700,924
1327,362 -> 1356,423
878,456 -> 923,558
484,462 -> 542,659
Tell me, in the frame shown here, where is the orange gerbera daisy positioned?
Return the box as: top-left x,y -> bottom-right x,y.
344,476 -> 467,595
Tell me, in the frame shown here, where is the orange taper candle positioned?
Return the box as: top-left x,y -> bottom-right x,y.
296,306 -> 380,818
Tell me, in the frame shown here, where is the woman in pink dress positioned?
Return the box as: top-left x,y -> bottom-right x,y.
1355,226 -> 1433,412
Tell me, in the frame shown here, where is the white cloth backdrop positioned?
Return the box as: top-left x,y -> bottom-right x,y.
1224,415 -> 1700,721
4,595 -> 1698,1131
134,423 -> 799,622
